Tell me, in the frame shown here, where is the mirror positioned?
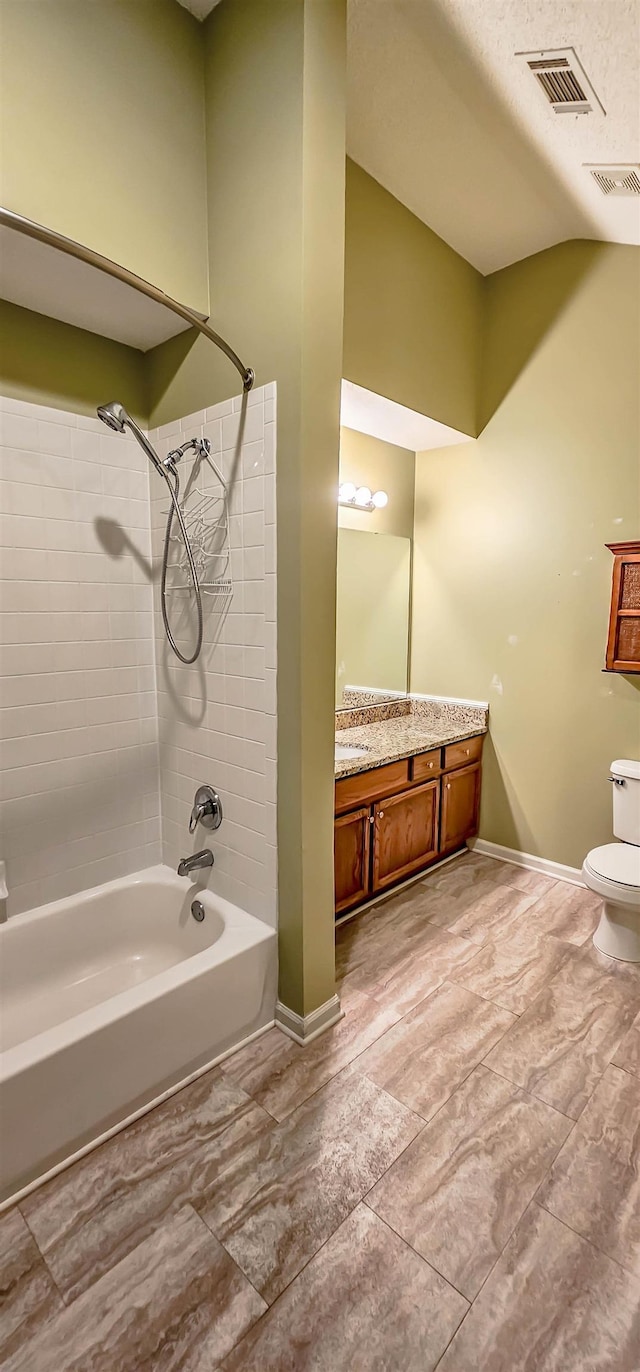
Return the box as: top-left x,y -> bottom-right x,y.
335,424 -> 415,712
335,528 -> 411,707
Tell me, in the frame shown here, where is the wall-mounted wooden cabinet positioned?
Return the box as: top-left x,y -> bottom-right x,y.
605,542 -> 640,674
334,735 -> 484,916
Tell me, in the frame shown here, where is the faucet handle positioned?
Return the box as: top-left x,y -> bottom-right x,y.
189,785 -> 223,834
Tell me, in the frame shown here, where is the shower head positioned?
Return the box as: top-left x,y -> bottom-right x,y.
96,400 -> 164,476
97,401 -> 128,433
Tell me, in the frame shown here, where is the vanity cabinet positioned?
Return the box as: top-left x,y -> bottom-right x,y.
335,807 -> 371,915
440,762 -> 482,856
334,735 -> 484,916
372,780 -> 440,892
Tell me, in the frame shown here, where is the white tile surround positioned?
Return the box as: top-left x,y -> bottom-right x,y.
0,384 -> 277,925
149,384 -> 277,927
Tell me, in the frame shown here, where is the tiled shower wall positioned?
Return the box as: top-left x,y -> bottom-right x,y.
0,385 -> 277,926
0,396 -> 160,916
149,383 -> 277,927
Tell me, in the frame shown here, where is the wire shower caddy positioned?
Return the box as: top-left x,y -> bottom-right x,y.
163,439 -> 233,604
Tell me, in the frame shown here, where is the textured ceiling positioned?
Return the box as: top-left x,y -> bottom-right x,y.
347,0 -> 640,273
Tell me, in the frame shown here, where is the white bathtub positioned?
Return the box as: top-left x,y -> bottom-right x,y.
0,865 -> 276,1205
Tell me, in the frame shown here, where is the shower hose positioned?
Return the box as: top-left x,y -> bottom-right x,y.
160,462 -> 203,665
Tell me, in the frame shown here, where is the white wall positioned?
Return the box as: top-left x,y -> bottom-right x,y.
150,383 -> 278,927
0,396 -> 160,915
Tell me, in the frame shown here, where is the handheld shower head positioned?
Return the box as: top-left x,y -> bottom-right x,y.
96,400 -> 164,476
97,401 -> 128,433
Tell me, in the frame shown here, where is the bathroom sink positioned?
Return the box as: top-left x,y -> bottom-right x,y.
335,744 -> 369,762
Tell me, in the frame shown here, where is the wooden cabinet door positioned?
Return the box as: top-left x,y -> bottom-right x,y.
440,762 -> 481,855
335,807 -> 372,915
372,781 -> 439,893
605,542 -> 640,673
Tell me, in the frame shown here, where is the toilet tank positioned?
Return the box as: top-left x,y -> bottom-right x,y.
611,759 -> 640,844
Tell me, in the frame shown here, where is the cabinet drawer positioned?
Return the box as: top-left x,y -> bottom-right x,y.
411,749 -> 442,782
335,759 -> 410,815
444,735 -> 484,772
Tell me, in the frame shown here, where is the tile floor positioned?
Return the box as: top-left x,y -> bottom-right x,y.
2,850 -> 639,1370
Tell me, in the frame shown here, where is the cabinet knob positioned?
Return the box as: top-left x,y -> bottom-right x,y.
446,783 -> 451,790
465,748 -> 470,755
378,810 -> 384,819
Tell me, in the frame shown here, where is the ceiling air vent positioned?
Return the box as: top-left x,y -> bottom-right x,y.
517,48 -> 605,116
586,165 -> 640,197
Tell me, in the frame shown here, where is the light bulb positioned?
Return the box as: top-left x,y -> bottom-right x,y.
355,486 -> 372,507
372,490 -> 388,509
339,481 -> 356,503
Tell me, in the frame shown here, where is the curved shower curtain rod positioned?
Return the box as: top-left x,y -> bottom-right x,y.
0,206 -> 255,393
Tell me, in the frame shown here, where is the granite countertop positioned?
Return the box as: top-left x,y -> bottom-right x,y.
335,716 -> 487,779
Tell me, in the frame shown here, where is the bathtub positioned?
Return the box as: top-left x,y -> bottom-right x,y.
0,865 -> 276,1205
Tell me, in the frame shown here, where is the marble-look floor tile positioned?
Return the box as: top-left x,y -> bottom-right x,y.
4,1205 -> 266,1372
354,981 -> 516,1120
361,925 -> 477,1017
336,894 -> 452,997
197,1071 -> 422,1304
220,1205 -> 468,1372
21,1067 -> 273,1302
485,944 -> 640,1118
220,992 -> 400,1122
488,861 -> 559,898
453,925 -> 572,1014
420,850 -> 504,895
526,880 -> 602,945
0,1208 -> 63,1364
426,882 -> 539,945
538,1064 -> 640,1273
368,1066 -> 570,1300
437,1203 -> 640,1372
612,1010 -> 640,1079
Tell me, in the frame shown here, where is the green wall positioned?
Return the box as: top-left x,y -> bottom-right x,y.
148,0 -> 347,1018
343,159 -> 482,437
411,242 -> 640,869
0,0 -> 209,311
0,299 -> 146,421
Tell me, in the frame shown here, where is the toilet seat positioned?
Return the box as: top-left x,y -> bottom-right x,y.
583,843 -> 640,907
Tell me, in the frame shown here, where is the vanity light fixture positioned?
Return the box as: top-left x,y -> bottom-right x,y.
338,482 -> 388,513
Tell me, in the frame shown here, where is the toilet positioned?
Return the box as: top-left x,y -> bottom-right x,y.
583,759 -> 640,962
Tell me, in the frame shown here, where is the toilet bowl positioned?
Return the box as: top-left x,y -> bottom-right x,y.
583,760 -> 640,963
583,843 -> 640,961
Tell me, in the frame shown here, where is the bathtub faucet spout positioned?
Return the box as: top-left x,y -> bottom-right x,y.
177,850 -> 214,877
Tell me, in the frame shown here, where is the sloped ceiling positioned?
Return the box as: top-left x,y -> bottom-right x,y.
347,0 -> 640,273
176,0 -> 221,20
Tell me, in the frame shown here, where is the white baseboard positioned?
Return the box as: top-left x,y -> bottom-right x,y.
470,838 -> 584,887
275,994 -> 343,1045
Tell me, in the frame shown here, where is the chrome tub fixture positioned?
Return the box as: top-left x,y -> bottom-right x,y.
189,785 -> 223,834
177,850 -> 214,877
